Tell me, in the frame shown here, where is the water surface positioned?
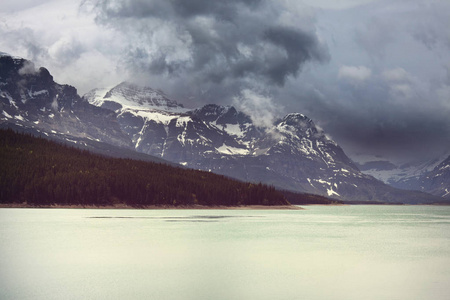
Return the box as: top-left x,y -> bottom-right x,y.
1,206 -> 450,300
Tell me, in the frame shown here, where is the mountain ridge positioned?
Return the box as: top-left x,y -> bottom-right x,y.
356,153 -> 450,199
0,53 -> 445,204
82,81 -> 443,203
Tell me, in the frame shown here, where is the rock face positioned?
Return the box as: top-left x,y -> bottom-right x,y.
0,53 -> 132,148
84,81 -> 442,204
419,156 -> 450,199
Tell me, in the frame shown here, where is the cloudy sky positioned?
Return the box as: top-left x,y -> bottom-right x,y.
1,0 -> 449,163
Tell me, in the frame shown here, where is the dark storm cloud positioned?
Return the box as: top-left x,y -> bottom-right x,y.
170,0 -> 262,20
334,111 -> 450,161
89,0 -> 328,96
92,0 -> 262,21
263,26 -> 327,85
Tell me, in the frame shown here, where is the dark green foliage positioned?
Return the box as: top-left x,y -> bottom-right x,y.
0,129 -> 289,207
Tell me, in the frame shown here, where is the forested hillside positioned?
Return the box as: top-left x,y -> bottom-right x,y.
0,129 -> 289,207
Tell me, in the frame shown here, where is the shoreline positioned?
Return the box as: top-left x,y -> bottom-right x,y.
0,203 -> 303,210
300,203 -> 348,206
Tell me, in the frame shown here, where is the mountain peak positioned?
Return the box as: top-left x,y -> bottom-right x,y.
84,81 -> 186,112
0,52 -> 25,61
275,112 -> 328,141
107,81 -> 168,98
281,113 -> 311,125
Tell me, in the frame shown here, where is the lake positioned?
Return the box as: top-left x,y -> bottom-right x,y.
1,206 -> 450,300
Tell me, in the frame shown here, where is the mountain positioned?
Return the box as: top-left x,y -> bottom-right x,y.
84,81 -> 443,204
417,156 -> 450,199
356,153 -> 450,199
0,53 -> 132,149
1,53 -> 445,204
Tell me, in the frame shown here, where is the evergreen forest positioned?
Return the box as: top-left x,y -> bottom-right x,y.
0,129 -> 290,207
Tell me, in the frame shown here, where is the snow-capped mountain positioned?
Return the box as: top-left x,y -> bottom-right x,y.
355,152 -> 450,198
0,53 -> 444,203
0,53 -> 131,148
356,156 -> 446,185
83,81 -> 442,203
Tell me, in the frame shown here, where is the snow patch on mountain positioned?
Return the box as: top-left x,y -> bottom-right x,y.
2,111 -> 12,119
120,109 -> 179,126
327,187 -> 340,197
14,115 -> 25,121
444,189 -> 450,198
216,143 -> 250,155
214,122 -> 245,138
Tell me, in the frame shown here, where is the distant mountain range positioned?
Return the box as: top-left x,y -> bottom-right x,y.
357,154 -> 450,199
1,52 -> 447,204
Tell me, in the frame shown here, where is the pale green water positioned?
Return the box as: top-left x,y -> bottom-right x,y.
1,206 -> 450,300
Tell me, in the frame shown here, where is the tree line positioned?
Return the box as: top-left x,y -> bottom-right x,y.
0,129 -> 289,207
